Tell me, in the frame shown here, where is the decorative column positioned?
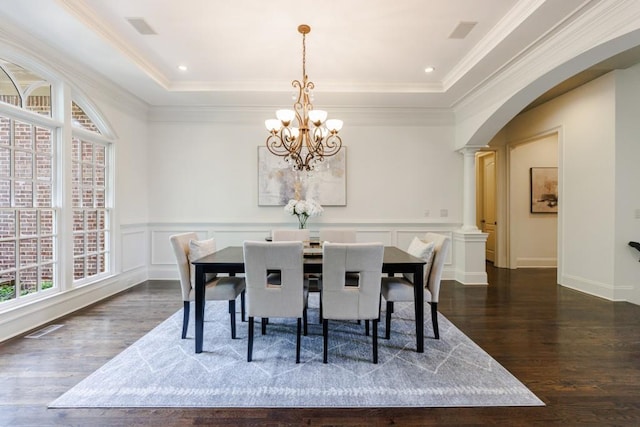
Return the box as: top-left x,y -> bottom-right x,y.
454,147 -> 488,285
461,147 -> 480,232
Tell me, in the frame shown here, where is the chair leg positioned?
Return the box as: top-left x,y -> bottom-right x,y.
365,319 -> 370,336
385,301 -> 393,339
296,318 -> 301,363
261,318 -> 267,335
181,301 -> 190,339
373,319 -> 379,364
247,317 -> 254,362
431,302 -> 439,339
241,290 -> 246,322
323,319 -> 329,364
228,300 -> 236,339
319,292 -> 323,323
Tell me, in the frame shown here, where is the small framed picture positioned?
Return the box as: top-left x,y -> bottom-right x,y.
530,167 -> 558,213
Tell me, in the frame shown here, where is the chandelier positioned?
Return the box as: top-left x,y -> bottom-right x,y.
264,24 -> 343,171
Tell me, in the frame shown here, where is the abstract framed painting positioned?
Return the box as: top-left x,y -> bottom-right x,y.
530,167 -> 558,213
257,147 -> 346,206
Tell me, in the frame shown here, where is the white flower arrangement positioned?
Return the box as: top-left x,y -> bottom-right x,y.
284,199 -> 323,229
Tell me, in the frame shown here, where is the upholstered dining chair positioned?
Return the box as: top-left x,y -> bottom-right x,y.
271,228 -> 311,242
169,232 -> 246,340
267,228 -> 312,286
321,242 -> 384,364
316,229 -> 357,322
243,240 -> 309,363
318,228 -> 357,244
381,232 -> 450,340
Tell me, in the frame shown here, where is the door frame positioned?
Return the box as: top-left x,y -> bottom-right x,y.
475,149 -> 506,267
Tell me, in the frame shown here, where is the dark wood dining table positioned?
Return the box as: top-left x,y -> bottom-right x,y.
192,246 -> 426,354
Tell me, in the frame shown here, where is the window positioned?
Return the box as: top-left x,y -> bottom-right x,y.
0,115 -> 56,302
72,137 -> 109,281
0,57 -> 113,305
0,58 -> 52,117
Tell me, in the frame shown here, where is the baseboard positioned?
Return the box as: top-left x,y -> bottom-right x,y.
560,274 -> 616,301
454,269 -> 488,285
516,257 -> 558,268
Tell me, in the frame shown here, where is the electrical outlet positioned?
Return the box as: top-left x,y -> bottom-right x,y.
440,209 -> 448,218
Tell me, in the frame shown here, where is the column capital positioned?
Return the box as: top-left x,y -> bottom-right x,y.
457,146 -> 484,156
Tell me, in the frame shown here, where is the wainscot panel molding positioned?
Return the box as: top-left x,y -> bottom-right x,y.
121,227 -> 148,272
0,269 -> 145,343
148,222 -> 459,282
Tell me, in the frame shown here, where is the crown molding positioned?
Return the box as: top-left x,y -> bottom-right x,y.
148,105 -> 454,126
57,0 -> 170,89
443,0 -> 547,91
0,20 -> 149,119
168,80 -> 444,94
454,0 -> 640,120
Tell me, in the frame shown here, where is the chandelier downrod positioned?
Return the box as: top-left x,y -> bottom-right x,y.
264,24 -> 343,171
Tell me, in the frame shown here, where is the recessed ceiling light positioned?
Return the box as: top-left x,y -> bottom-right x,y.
177,65 -> 188,72
424,66 -> 435,73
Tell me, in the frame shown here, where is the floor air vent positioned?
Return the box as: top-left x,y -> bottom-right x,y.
25,324 -> 64,339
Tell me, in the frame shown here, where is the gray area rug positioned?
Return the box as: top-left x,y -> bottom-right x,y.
50,294 -> 543,408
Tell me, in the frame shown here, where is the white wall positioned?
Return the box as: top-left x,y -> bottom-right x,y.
508,133 -> 558,268
0,91 -> 151,342
0,36 -> 151,342
147,114 -> 462,226
145,110 -> 463,279
502,72 -> 638,301
614,66 -> 640,304
96,98 -> 150,276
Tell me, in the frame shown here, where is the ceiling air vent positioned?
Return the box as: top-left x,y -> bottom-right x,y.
126,17 -> 157,35
449,21 -> 477,39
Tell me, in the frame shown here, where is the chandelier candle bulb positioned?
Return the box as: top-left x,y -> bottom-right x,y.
264,24 -> 344,171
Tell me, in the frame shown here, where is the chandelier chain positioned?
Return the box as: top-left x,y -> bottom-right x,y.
302,31 -> 306,79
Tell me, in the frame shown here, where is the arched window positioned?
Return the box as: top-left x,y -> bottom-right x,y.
0,57 -> 113,305
0,58 -> 52,117
70,101 -> 111,283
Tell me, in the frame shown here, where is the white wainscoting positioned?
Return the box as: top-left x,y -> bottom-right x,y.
148,222 -> 458,281
121,226 -> 148,272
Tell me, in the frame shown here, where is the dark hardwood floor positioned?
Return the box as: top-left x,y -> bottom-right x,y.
1,264 -> 639,426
